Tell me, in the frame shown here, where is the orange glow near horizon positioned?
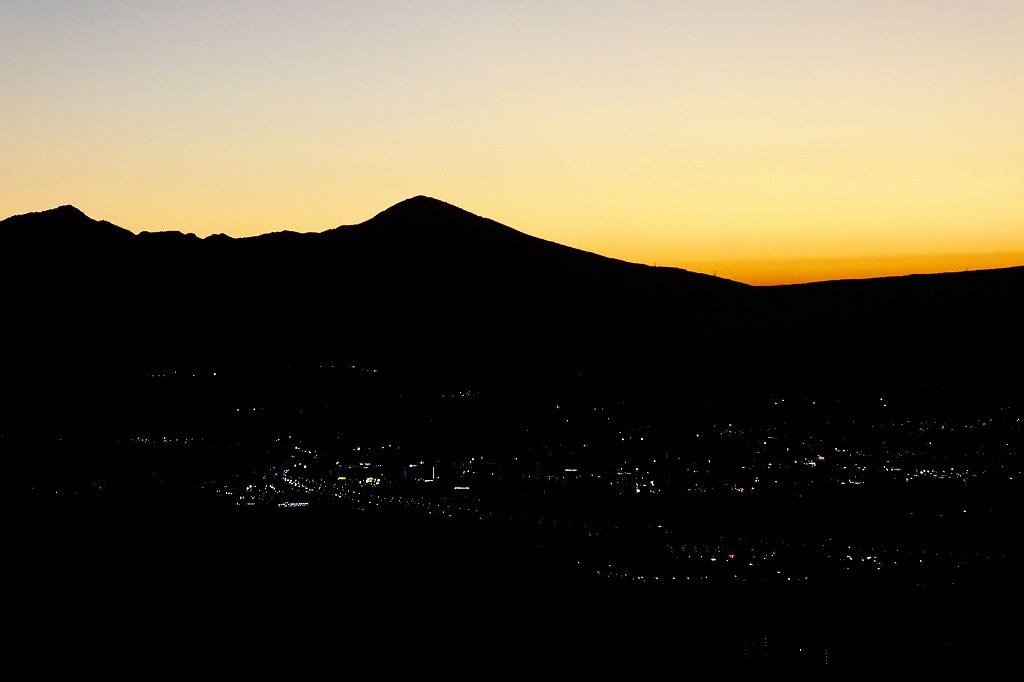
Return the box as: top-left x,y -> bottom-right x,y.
679,252 -> 1024,287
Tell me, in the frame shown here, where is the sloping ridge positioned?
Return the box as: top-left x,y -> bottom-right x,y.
349,195 -> 704,271
315,195 -> 743,298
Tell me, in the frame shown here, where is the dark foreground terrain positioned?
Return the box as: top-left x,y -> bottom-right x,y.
10,496 -> 1016,673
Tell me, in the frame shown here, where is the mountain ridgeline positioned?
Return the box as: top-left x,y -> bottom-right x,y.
2,197 -> 1021,436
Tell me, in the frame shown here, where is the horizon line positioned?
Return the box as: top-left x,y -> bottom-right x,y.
5,200 -> 1022,288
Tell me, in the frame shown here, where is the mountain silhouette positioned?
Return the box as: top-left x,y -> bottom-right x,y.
1,197 -> 1021,443
1,196 -> 747,373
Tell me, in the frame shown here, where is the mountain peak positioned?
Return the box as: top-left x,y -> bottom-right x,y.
0,204 -> 132,243
48,204 -> 90,219
398,195 -> 448,206
344,195 -> 524,248
2,204 -> 93,224
371,195 -> 477,222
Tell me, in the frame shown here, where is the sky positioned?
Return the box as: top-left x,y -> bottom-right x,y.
2,1 -> 1022,285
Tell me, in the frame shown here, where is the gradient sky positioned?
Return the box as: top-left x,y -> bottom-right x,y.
3,1 -> 1022,284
